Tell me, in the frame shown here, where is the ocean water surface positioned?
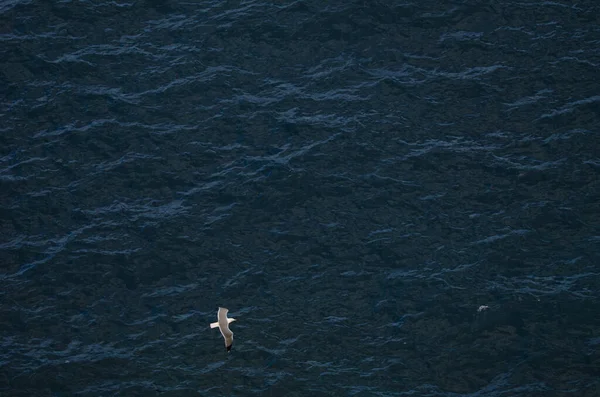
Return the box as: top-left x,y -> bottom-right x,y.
1,0 -> 599,395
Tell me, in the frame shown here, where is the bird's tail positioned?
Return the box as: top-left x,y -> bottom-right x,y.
209,322 -> 219,328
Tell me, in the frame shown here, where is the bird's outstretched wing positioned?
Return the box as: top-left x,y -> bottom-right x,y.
224,334 -> 233,352
217,307 -> 229,325
216,307 -> 234,352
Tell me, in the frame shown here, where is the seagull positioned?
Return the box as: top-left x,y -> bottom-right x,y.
210,307 -> 236,352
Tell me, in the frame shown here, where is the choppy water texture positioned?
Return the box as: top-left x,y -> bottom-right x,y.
1,0 -> 600,395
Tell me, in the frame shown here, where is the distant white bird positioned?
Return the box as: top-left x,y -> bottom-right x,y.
210,307 -> 236,352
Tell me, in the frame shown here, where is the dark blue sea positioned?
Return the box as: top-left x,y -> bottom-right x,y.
1,0 -> 599,395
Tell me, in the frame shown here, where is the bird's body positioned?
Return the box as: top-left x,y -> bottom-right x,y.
210,307 -> 236,352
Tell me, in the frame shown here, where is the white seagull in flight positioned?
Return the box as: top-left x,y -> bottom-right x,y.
210,307 -> 236,352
